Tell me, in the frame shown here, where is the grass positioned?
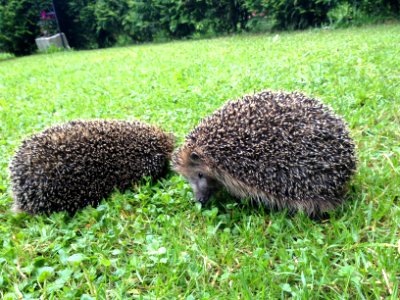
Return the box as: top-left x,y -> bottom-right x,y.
0,23 -> 399,299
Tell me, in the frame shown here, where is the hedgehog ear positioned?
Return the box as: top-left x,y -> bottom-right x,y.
189,152 -> 201,164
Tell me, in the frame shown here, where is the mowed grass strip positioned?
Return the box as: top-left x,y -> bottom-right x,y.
0,24 -> 399,299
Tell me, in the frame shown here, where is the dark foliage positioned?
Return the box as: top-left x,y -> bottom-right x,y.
353,0 -> 399,15
0,0 -> 49,56
244,0 -> 341,30
0,0 -> 397,55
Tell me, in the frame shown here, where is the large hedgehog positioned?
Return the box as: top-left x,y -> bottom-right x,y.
173,91 -> 356,216
10,119 -> 174,214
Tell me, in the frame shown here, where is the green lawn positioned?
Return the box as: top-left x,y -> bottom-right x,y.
0,24 -> 399,299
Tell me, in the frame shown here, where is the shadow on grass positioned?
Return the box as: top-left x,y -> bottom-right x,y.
201,183 -> 364,226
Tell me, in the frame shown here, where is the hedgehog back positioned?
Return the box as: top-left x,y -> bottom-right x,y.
186,91 -> 356,211
10,120 -> 174,214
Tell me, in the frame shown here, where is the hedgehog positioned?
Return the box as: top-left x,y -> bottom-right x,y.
173,91 -> 356,216
9,119 -> 174,214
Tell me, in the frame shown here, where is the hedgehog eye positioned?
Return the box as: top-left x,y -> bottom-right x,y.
198,172 -> 203,179
190,152 -> 200,162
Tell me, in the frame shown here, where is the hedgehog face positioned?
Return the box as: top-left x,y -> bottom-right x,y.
177,151 -> 219,205
187,152 -> 220,204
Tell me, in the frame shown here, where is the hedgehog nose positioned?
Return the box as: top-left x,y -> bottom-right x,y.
197,197 -> 207,205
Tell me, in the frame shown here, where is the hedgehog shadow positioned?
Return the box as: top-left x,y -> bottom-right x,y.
205,189 -> 340,223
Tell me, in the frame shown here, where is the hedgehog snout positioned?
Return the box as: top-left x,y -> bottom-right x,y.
193,187 -> 213,205
187,173 -> 219,206
197,196 -> 210,205
188,181 -> 210,204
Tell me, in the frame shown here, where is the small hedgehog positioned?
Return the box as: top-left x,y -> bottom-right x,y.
173,91 -> 356,216
10,119 -> 174,214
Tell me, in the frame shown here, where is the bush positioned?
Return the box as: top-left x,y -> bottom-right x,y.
121,0 -> 248,43
0,0 -> 50,56
1,0 -> 398,55
121,1 -> 162,43
244,0 -> 340,30
328,0 -> 399,28
53,0 -> 98,49
353,0 -> 399,16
